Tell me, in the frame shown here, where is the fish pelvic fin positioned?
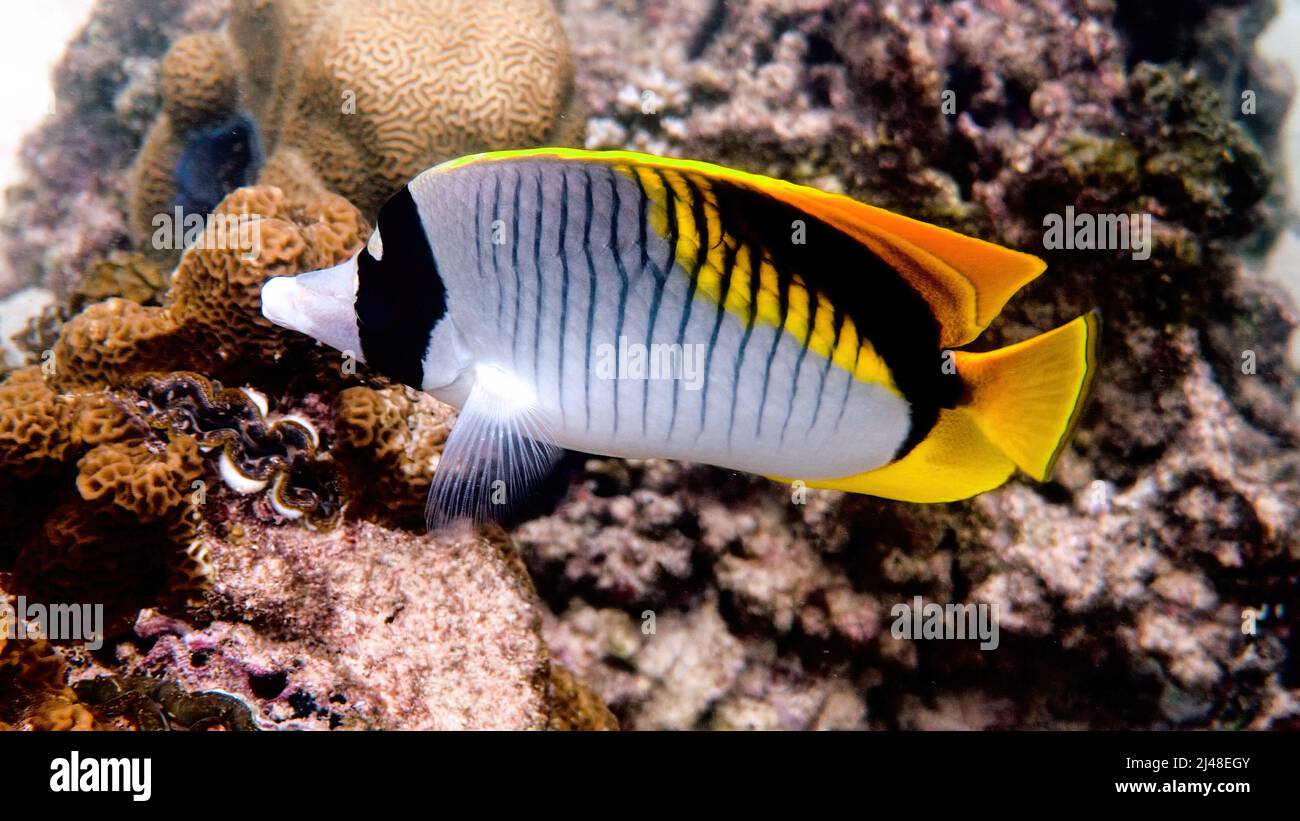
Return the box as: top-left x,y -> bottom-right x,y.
800,311 -> 1099,502
426,366 -> 562,531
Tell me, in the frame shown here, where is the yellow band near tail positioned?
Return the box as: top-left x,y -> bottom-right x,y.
801,312 -> 1098,502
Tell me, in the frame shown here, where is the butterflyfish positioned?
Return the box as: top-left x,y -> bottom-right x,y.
260,148 -> 1099,526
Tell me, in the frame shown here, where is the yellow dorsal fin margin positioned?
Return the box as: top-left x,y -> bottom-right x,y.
433,148 -> 1048,347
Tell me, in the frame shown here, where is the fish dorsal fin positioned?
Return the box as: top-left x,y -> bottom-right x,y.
433,148 -> 1047,347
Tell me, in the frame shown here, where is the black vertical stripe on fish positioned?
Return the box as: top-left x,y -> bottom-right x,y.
755,256 -> 792,437
780,289 -> 817,443
532,168 -> 545,384
667,173 -> 709,439
833,341 -> 862,435
354,185 -> 446,390
581,168 -> 598,432
492,175 -> 503,326
806,305 -> 846,435
510,168 -> 523,365
697,235 -> 739,441
641,169 -> 678,434
607,166 -> 631,434
726,242 -> 761,447
473,176 -> 484,279
704,177 -> 960,459
556,170 -> 571,427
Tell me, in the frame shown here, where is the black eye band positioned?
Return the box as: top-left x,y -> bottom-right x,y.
354,186 -> 448,389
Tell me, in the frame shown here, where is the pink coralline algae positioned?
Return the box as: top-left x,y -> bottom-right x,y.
108,519 -> 608,730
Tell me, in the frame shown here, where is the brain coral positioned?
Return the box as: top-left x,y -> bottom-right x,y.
278,0 -> 580,214
129,31 -> 245,258
130,0 -> 580,254
159,33 -> 240,132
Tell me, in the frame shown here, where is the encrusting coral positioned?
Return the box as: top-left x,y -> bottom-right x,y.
333,384 -> 451,526
129,0 -> 581,261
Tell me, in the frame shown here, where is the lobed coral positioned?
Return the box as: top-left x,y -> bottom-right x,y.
0,368 -> 76,477
0,0 -> 618,732
53,184 -> 366,392
166,184 -> 366,369
0,366 -> 342,633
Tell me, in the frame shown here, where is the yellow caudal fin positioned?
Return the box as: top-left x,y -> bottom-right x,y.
433,147 -> 1047,347
953,312 -> 1101,481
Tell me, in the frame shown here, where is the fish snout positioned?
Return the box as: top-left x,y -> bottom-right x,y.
259,260 -> 364,359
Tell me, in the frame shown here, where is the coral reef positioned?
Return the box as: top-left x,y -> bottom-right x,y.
50,184 -> 366,390
3,0 -> 1297,732
333,384 -> 450,526
0,0 -> 231,298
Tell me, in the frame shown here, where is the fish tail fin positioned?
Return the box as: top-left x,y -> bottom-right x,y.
953,311 -> 1100,482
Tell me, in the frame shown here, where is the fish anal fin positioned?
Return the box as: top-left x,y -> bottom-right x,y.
793,408 -> 1016,503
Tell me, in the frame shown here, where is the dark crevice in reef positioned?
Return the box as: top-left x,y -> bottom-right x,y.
1112,0 -> 1232,67
686,0 -> 730,60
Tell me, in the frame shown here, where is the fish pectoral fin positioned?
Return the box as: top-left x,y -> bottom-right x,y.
802,408 -> 1016,503
425,378 -> 562,530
